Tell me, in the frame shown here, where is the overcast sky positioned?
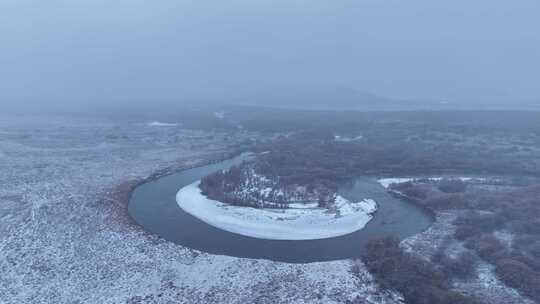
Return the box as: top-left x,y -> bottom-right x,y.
1,0 -> 539,109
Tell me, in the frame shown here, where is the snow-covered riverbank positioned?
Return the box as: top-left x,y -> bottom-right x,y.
377,177 -> 488,189
176,181 -> 377,240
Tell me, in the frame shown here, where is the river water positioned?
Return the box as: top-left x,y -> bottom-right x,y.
128,155 -> 433,263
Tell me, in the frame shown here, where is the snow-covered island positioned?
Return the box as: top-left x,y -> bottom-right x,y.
175,159 -> 377,240
176,181 -> 377,240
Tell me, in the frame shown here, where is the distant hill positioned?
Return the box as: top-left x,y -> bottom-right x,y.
224,85 -> 401,110
221,86 -> 540,111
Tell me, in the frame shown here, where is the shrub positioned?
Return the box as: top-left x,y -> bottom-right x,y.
495,259 -> 540,302
465,235 -> 508,264
424,193 -> 468,210
454,225 -> 481,241
362,237 -> 482,304
438,179 -> 468,193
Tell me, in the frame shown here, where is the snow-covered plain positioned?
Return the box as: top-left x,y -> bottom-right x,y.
176,181 -> 377,240
0,115 -> 400,304
4,115 -> 528,304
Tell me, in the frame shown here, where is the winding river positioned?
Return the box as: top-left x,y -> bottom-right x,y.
128,155 -> 433,263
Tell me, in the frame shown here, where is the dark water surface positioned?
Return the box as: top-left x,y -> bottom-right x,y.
128,155 -> 433,263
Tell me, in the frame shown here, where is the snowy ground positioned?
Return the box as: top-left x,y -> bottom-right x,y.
0,115 -> 399,304
400,209 -> 535,304
177,181 -> 377,240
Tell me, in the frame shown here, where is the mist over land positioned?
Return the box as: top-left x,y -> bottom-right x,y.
2,0 -> 540,113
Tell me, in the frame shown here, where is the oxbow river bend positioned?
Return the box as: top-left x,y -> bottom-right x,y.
128,155 -> 433,263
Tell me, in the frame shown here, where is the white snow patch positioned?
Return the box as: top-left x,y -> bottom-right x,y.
176,181 -> 377,240
493,230 -> 514,248
288,202 -> 319,209
146,121 -> 178,127
337,197 -> 377,216
334,135 -> 363,142
214,111 -> 225,119
377,177 -> 483,189
377,178 -> 415,189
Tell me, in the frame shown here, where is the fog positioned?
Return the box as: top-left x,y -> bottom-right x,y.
1,0 -> 539,112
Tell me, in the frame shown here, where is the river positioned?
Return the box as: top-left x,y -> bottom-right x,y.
128,155 -> 433,263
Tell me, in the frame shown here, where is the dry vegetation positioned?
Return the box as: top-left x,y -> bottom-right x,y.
376,179 -> 540,303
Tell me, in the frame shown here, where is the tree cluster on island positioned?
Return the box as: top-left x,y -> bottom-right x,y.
199,160 -> 338,209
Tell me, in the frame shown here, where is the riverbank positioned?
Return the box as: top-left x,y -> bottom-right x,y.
106,150 -> 241,233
